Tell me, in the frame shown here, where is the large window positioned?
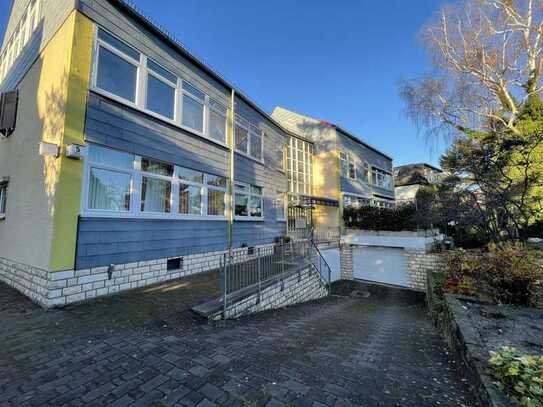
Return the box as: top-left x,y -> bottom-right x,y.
287,137 -> 313,195
0,180 -> 8,219
234,183 -> 263,220
342,194 -> 371,209
234,115 -> 263,161
95,29 -> 140,103
0,0 -> 41,83
91,29 -> 228,145
339,151 -> 356,180
371,167 -> 393,190
83,144 -> 228,219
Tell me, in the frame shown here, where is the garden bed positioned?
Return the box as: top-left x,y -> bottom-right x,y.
428,270 -> 543,407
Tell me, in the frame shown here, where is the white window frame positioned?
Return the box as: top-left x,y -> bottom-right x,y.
89,27 -> 229,148
0,180 -> 8,220
0,0 -> 41,84
287,137 -> 313,195
342,192 -> 371,209
339,151 -> 356,180
234,114 -> 264,163
234,182 -> 264,221
81,144 -> 228,221
371,167 -> 393,190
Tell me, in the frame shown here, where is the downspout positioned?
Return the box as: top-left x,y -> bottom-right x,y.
227,89 -> 235,254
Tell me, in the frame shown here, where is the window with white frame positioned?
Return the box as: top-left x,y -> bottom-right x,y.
287,137 -> 313,195
91,29 -> 228,145
0,0 -> 41,84
234,115 -> 263,161
371,167 -> 393,190
0,180 -> 8,219
339,151 -> 356,180
83,144 -> 228,219
234,183 -> 263,219
275,191 -> 286,221
373,198 -> 395,209
95,29 -> 141,103
342,194 -> 370,209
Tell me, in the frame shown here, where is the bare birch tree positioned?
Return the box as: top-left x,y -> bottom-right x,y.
400,0 -> 543,139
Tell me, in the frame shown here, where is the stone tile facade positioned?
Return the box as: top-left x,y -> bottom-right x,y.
211,266 -> 329,320
340,244 -> 353,280
0,245 -> 274,308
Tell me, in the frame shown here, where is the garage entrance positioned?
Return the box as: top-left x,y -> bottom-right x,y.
353,246 -> 408,287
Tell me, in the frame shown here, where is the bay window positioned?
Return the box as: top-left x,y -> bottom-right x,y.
235,183 -> 263,220
235,115 -> 264,161
95,29 -> 140,103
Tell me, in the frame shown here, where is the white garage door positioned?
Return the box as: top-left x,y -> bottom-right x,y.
353,246 -> 408,287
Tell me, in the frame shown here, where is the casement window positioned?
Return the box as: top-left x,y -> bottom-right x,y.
95,29 -> 141,103
83,144 -> 228,219
87,145 -> 134,212
146,59 -> 177,119
287,137 -> 313,195
0,180 -> 8,219
0,0 -> 41,83
91,29 -> 228,146
234,115 -> 263,161
275,191 -> 286,221
339,151 -> 356,180
373,198 -> 395,209
234,183 -> 263,220
371,167 -> 393,190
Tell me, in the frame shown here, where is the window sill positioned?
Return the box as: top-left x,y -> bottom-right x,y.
80,211 -> 228,221
90,88 -> 230,150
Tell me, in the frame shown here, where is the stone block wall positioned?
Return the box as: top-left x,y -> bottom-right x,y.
340,244 -> 353,280
0,244 -> 274,308
211,266 -> 329,320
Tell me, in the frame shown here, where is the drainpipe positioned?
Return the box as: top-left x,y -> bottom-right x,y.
227,89 -> 235,254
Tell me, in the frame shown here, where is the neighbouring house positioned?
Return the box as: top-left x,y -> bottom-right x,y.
394,163 -> 443,202
0,0 -> 290,307
272,107 -> 395,232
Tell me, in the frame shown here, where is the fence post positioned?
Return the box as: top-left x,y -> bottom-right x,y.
257,247 -> 261,304
222,252 -> 228,320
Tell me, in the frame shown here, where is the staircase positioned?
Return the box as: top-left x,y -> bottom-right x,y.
191,237 -> 332,320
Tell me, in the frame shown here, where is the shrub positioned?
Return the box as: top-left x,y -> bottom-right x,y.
343,204 -> 429,231
442,242 -> 543,305
488,346 -> 543,407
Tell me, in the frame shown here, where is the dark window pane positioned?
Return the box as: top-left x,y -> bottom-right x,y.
88,168 -> 131,211
182,95 -> 204,132
97,46 -> 137,102
141,177 -> 171,213
235,193 -> 248,216
147,58 -> 177,83
179,184 -> 201,215
208,190 -> 225,216
206,174 -> 226,187
178,167 -> 203,183
146,75 -> 175,119
235,125 -> 248,153
250,133 -> 262,160
141,158 -> 173,177
98,29 -> 140,60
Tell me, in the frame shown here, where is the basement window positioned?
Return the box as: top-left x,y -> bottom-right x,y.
167,257 -> 183,271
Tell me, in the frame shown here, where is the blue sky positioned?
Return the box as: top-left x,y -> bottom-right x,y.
0,0 -> 449,167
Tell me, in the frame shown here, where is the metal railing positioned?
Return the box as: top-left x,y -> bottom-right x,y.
220,239 -> 332,318
313,226 -> 341,245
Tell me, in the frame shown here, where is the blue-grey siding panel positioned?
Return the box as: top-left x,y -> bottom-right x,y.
337,132 -> 395,198
76,218 -> 228,269
86,92 -> 229,176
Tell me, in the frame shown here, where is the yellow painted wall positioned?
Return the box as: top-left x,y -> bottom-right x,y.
0,11 -> 93,271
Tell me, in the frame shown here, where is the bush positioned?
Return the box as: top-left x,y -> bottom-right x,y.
343,204 -> 431,231
442,242 -> 543,305
489,346 -> 543,407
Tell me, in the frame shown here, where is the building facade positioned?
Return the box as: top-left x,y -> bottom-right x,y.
272,107 -> 395,232
0,0 -> 289,307
394,163 -> 444,202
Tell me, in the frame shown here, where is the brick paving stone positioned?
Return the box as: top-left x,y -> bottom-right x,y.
0,277 -> 479,406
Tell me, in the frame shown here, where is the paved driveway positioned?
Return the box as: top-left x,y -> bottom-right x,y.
0,275 -> 476,406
